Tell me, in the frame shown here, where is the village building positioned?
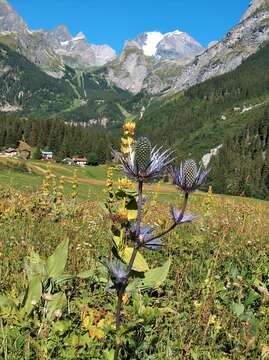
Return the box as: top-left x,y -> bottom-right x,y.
41,150 -> 53,160
72,156 -> 88,167
2,148 -> 18,158
62,157 -> 74,165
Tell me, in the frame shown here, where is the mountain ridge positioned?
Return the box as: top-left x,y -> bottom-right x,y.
0,0 -> 207,86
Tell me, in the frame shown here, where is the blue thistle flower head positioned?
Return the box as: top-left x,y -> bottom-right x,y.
130,223 -> 163,251
115,137 -> 174,182
171,207 -> 197,225
172,159 -> 210,193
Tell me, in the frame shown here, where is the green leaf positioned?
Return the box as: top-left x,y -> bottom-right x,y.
46,292 -> 66,320
121,247 -> 149,272
113,233 -> 149,272
126,198 -> 138,220
47,239 -> 69,279
231,302 -> 245,317
23,276 -> 42,314
25,251 -> 47,280
53,320 -> 72,334
127,258 -> 171,292
127,209 -> 138,221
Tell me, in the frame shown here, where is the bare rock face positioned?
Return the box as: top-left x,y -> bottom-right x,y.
49,31 -> 116,68
42,27 -> 116,68
241,0 -> 268,20
156,31 -> 204,60
0,0 -> 65,77
173,1 -> 269,91
1,0 -> 269,95
107,47 -> 149,94
104,31 -> 204,94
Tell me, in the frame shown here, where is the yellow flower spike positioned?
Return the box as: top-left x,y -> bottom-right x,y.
121,121 -> 136,155
106,166 -> 114,193
118,177 -> 134,190
122,294 -> 129,305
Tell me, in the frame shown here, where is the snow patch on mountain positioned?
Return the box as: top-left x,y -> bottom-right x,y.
61,32 -> 86,46
142,32 -> 164,56
166,30 -> 184,37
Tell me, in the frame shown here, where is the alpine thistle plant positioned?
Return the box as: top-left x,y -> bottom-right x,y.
116,137 -> 173,182
172,159 -> 210,193
107,138 -> 210,359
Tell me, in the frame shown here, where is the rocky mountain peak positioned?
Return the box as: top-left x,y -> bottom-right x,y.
0,0 -> 117,69
173,0 -> 269,92
0,0 -> 28,33
51,25 -> 72,42
126,30 -> 204,61
156,31 -> 205,60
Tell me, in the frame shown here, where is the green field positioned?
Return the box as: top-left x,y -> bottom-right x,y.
0,156 -> 269,359
0,157 -> 180,201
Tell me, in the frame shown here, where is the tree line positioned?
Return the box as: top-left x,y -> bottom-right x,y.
0,115 -> 119,164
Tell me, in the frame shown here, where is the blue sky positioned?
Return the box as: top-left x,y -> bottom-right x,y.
9,0 -> 250,53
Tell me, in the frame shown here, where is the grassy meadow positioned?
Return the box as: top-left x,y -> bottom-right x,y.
0,157 -> 268,359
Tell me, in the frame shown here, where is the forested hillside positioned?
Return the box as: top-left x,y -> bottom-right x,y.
210,109 -> 269,199
137,41 -> 269,198
0,43 -> 135,123
0,116 -> 119,163
138,41 -> 269,155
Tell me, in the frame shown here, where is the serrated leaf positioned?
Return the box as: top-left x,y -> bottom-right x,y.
47,239 -> 69,279
127,258 -> 171,292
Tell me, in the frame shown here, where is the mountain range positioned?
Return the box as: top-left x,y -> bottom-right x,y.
1,0 -> 269,108
1,0 -> 269,97
0,0 -> 269,198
